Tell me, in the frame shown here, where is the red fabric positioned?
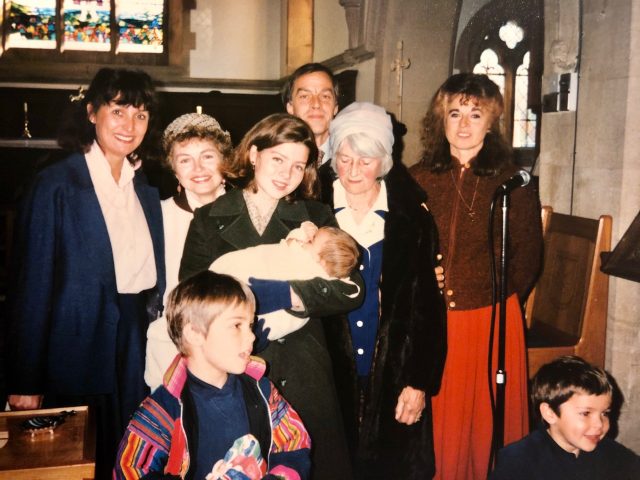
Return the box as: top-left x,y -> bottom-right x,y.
166,418 -> 186,475
432,294 -> 529,480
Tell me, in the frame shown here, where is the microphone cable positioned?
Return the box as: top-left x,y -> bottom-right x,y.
486,189 -> 500,474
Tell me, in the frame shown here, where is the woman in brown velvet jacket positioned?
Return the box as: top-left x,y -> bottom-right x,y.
410,73 -> 542,480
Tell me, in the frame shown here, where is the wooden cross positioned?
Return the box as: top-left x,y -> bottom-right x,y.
391,40 -> 411,120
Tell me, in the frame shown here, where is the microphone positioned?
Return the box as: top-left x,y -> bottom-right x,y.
497,169 -> 531,193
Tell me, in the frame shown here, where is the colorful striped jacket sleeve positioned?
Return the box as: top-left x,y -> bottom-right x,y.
264,378 -> 312,480
113,394 -> 184,479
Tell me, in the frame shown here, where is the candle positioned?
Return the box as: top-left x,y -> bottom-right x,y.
196,105 -> 202,114
24,102 -> 28,114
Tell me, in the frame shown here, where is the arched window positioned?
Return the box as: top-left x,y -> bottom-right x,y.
454,0 -> 543,167
514,52 -> 536,148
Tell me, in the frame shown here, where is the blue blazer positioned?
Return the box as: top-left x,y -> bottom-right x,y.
8,152 -> 165,396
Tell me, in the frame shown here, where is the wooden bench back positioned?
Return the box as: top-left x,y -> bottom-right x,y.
525,207 -> 612,378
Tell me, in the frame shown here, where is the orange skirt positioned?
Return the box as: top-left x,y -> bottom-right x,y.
432,294 -> 529,480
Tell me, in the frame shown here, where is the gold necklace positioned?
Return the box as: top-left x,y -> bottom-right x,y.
450,170 -> 480,220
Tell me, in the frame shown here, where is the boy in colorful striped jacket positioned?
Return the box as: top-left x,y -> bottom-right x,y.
114,271 -> 311,480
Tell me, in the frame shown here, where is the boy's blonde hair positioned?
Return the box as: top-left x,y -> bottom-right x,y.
166,271 -> 255,355
316,226 -> 360,278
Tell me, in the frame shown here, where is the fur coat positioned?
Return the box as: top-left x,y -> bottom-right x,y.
323,163 -> 447,479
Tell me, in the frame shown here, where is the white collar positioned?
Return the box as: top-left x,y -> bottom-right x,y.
185,189 -> 205,211
332,178 -> 389,213
85,140 -> 135,188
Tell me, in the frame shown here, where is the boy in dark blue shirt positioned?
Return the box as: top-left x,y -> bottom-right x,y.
490,355 -> 639,480
114,271 -> 311,479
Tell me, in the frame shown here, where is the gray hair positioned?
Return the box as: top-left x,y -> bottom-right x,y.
331,132 -> 393,178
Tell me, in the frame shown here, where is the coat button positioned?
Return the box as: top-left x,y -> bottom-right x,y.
446,289 -> 454,296
321,287 -> 328,294
278,378 -> 287,387
357,348 -> 364,355
356,320 -> 364,327
449,301 -> 456,308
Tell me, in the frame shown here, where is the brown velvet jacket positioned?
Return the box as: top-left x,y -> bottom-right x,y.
410,161 -> 543,311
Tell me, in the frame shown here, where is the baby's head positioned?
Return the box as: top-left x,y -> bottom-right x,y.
166,270 -> 256,356
308,226 -> 360,278
531,355 -> 612,456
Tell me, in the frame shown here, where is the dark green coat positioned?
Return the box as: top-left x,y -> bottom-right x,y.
179,188 -> 362,480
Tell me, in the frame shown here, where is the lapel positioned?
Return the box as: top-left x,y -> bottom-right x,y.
66,154 -> 117,289
211,189 -> 312,250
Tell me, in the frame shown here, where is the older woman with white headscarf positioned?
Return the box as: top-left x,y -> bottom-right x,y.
322,102 -> 447,479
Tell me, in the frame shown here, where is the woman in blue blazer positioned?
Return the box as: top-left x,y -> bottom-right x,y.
7,68 -> 165,479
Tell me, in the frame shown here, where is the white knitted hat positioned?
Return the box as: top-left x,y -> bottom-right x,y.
163,112 -> 229,151
329,102 -> 394,158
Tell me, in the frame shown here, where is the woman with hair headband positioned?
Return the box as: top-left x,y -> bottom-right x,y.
7,67 -> 164,478
410,73 -> 543,480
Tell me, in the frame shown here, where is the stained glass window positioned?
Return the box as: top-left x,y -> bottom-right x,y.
63,0 -> 111,51
6,0 -> 56,50
513,52 -> 537,148
2,0 -> 165,54
116,0 -> 164,53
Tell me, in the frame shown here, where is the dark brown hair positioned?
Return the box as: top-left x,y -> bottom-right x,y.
418,73 -> 512,177
58,68 -> 159,163
224,113 -> 320,201
531,355 -> 612,425
281,62 -> 338,106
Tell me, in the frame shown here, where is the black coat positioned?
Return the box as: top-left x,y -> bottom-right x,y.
323,163 -> 447,479
179,188 -> 360,480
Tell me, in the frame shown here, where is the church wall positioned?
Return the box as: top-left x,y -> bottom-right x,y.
584,0 -> 640,451
537,0 -> 640,451
189,0 -> 282,80
373,0 -> 460,166
314,1 -> 349,62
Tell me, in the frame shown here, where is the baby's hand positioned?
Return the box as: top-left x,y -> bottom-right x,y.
299,221 -> 318,242
286,221 -> 318,244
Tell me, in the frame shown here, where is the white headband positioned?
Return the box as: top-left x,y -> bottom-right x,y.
329,102 -> 394,158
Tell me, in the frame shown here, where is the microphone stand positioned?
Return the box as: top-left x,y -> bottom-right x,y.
494,189 -> 510,452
